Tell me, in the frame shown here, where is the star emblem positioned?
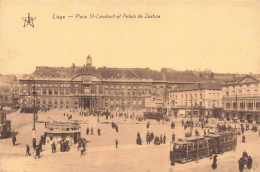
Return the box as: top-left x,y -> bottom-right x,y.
21,13 -> 36,27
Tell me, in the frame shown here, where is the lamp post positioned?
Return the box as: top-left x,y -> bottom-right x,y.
28,78 -> 37,147
190,94 -> 193,136
235,92 -> 238,129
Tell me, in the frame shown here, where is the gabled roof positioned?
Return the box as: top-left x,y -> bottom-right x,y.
223,75 -> 259,86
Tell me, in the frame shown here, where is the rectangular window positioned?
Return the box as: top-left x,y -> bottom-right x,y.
43,99 -> 46,105
256,102 -> 260,110
240,102 -> 245,109
54,99 -> 58,105
54,89 -> 58,95
226,102 -> 231,109
49,89 -> 52,95
226,91 -> 229,96
65,89 -> 69,95
60,99 -> 63,105
43,89 -> 47,95
49,99 -> 52,105
247,102 -> 253,110
60,89 -> 64,95
233,102 -> 237,109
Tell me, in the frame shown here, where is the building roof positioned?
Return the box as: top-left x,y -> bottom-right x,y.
24,65 -> 203,83
0,74 -> 17,84
222,75 -> 259,86
173,83 -> 222,92
30,66 -> 102,80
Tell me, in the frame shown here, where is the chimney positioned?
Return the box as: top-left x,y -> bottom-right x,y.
72,63 -> 75,68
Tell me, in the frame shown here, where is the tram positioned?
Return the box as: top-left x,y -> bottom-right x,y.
170,129 -> 237,164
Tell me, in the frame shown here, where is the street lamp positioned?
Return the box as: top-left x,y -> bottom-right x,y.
28,77 -> 37,148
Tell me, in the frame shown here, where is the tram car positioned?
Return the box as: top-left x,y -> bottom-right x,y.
205,130 -> 237,154
170,130 -> 237,164
143,111 -> 169,121
0,113 -> 11,139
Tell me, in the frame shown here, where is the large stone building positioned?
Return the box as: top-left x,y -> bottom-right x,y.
169,83 -> 222,118
222,75 -> 260,123
19,56 -> 202,114
0,74 -> 20,109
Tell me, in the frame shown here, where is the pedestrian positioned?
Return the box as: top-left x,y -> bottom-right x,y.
115,139 -> 118,149
86,127 -> 89,135
242,135 -> 245,143
163,134 -> 166,144
160,135 -> 163,143
12,134 -> 16,146
116,125 -> 119,132
172,133 -> 175,142
91,127 -> 93,135
146,132 -> 150,144
26,144 -> 31,156
238,157 -> 244,172
247,156 -> 252,169
35,146 -> 40,159
97,128 -> 101,136
212,155 -> 217,169
51,142 -> 56,153
32,138 -> 36,150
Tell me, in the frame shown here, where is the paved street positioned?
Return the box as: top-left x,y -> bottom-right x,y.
1,110 -> 260,172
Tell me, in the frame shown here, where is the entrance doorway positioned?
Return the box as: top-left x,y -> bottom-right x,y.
82,98 -> 92,110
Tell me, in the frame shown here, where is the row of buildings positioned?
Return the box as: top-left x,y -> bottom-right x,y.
169,75 -> 260,124
1,55 -> 260,123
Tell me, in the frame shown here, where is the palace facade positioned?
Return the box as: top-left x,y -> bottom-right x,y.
222,75 -> 260,123
19,56 -> 202,114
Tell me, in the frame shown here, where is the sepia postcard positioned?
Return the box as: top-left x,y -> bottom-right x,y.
0,0 -> 260,171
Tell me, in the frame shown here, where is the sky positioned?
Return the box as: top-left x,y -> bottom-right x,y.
0,0 -> 260,75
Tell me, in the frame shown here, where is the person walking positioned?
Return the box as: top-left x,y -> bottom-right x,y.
242,135 -> 245,143
172,133 -> 175,142
51,142 -> 56,153
212,155 -> 217,169
115,139 -> 118,149
91,127 -> 94,135
238,157 -> 244,172
247,156 -> 253,170
35,146 -> 41,159
86,127 -> 89,135
12,134 -> 16,146
163,134 -> 166,144
26,144 -> 31,156
98,128 -> 101,136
